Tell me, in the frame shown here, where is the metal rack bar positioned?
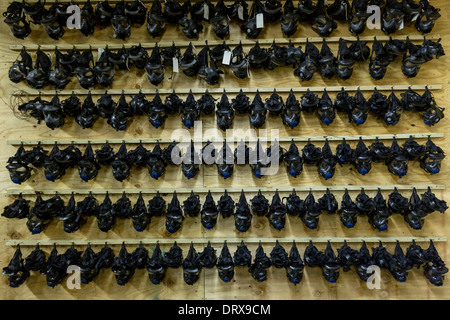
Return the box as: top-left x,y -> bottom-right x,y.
7,133 -> 444,147
10,35 -> 441,51
10,85 -> 443,97
5,184 -> 445,196
5,236 -> 447,247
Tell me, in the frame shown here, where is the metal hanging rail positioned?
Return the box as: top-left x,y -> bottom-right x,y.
9,35 -> 441,52
7,133 -> 445,147
5,236 -> 447,247
5,184 -> 446,196
9,85 -> 443,97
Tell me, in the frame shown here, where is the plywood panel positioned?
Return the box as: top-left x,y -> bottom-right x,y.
0,0 -> 449,300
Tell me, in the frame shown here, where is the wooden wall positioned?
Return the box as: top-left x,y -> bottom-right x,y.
0,0 -> 449,300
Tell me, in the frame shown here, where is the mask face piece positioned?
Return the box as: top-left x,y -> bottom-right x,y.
311,0 -> 337,37
317,89 -> 335,125
198,45 -> 223,85
183,244 -> 202,285
357,188 -> 375,218
210,1 -> 230,39
321,242 -> 340,283
112,243 -> 136,285
282,90 -> 301,129
336,38 -> 355,81
131,192 -> 150,232
268,191 -> 287,230
249,244 -> 271,282
163,242 -> 183,268
423,240 -> 448,286
270,241 -> 288,269
264,89 -> 284,116
415,0 -> 441,34
79,0 -> 96,37
111,142 -> 132,182
148,191 -> 166,217
183,191 -> 201,217
216,242 -> 235,282
6,146 -> 33,185
302,139 -> 322,165
145,44 -> 165,86
234,191 -> 252,232
301,191 -> 321,229
179,13 -> 203,39
77,93 -> 98,129
2,193 -> 29,219
283,189 -> 304,217
386,138 -> 408,178
294,41 -> 319,81
166,192 -> 184,233
233,241 -> 252,267
241,0 -> 264,39
318,188 -> 338,214
280,0 -> 299,37
147,0 -> 166,37
317,139 -> 337,180
249,91 -> 267,129
147,243 -> 167,284
338,189 -> 358,228
248,41 -> 269,69
112,192 -> 132,220
180,91 -> 200,129
147,142 -> 167,179
354,137 -> 372,175
201,191 -> 218,229
3,2 -> 32,39
2,246 -> 30,288
78,142 -> 100,182
283,140 -> 303,178
216,91 -> 235,131
348,0 -> 369,35
419,137 -> 445,175
97,193 -> 116,232
230,42 -> 249,79
40,4 -> 65,40
286,241 -> 304,284
368,189 -> 391,231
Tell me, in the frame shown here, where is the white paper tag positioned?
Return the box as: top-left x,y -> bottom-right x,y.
237,4 -> 244,20
203,3 -> 209,20
222,50 -> 231,65
172,57 -> 179,72
412,13 -> 419,21
399,19 -> 404,30
97,48 -> 104,61
256,13 -> 264,28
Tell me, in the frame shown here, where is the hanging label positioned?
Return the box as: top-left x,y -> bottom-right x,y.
203,3 -> 209,20
97,48 -> 104,61
237,4 -> 244,20
222,50 -> 231,65
256,13 -> 264,29
172,57 -> 179,72
399,19 -> 404,30
412,13 -> 419,21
